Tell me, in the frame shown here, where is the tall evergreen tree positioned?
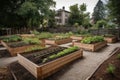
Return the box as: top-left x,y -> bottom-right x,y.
107,0 -> 120,26
92,0 -> 106,23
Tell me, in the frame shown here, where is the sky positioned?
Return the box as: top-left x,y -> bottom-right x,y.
54,0 -> 99,14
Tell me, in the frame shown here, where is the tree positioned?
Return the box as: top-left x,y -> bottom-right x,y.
107,0 -> 120,26
92,0 -> 106,23
0,0 -> 56,28
68,3 -> 90,27
68,4 -> 81,25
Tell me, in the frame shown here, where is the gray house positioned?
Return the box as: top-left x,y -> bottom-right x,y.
55,7 -> 70,25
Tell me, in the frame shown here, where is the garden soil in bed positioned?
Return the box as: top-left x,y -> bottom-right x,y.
0,50 -> 11,58
89,47 -> 120,80
7,41 -> 31,48
22,46 -> 66,65
0,67 -> 14,80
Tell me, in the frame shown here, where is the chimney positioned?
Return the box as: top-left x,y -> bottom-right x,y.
62,6 -> 65,10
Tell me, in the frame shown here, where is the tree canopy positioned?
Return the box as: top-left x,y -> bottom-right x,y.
0,0 -> 56,28
107,0 -> 120,26
68,3 -> 90,28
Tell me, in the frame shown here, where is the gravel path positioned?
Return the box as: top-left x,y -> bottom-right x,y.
0,42 -> 120,80
46,43 -> 120,80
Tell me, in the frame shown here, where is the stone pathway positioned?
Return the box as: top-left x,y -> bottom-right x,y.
0,42 -> 120,80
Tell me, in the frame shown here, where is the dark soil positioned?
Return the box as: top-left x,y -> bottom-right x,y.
0,67 -> 14,80
89,47 -> 120,80
23,46 -> 66,65
9,62 -> 36,80
7,41 -> 31,48
0,50 -> 11,58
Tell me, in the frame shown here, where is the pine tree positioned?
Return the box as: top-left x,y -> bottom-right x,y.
92,0 -> 106,23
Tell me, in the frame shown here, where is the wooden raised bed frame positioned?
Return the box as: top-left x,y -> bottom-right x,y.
20,34 -> 35,38
73,41 -> 107,52
45,38 -> 72,45
71,36 -> 84,41
1,40 -> 45,56
104,36 -> 117,43
18,49 -> 83,80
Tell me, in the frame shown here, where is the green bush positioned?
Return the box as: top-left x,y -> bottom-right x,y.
107,64 -> 116,74
81,36 -> 104,44
95,20 -> 107,29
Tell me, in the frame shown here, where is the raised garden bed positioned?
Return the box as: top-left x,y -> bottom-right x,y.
70,36 -> 84,41
104,36 -> 117,43
1,40 -> 45,56
18,46 -> 83,79
20,34 -> 35,38
87,47 -> 120,80
45,37 -> 72,45
73,36 -> 107,51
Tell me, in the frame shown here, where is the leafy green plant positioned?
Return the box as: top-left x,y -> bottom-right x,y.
23,37 -> 40,44
25,46 -> 44,53
36,32 -> 53,39
117,54 -> 120,59
31,30 -> 40,35
42,46 -> 79,63
2,35 -> 21,42
81,36 -> 104,44
107,64 -> 116,74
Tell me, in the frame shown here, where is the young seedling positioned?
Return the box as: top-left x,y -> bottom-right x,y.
117,54 -> 120,59
107,64 -> 115,74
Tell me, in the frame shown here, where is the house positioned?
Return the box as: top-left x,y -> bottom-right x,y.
55,7 -> 70,25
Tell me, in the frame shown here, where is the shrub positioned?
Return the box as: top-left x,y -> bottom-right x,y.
95,20 -> 107,29
107,64 -> 116,74
81,36 -> 104,44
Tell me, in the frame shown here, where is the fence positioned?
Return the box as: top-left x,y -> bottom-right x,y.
89,29 -> 120,39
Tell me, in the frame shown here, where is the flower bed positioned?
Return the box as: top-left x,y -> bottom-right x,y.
45,37 -> 72,45
73,36 -> 107,51
87,48 -> 120,80
1,38 -> 45,56
18,46 -> 83,79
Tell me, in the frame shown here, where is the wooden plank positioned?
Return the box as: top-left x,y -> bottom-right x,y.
73,41 -> 107,51
18,49 -> 83,79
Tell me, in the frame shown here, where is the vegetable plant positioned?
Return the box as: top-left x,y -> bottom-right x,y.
42,46 -> 79,63
2,35 -> 21,42
107,64 -> 116,74
23,37 -> 41,44
36,32 -> 53,39
117,54 -> 120,59
25,46 -> 44,53
81,36 -> 104,44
